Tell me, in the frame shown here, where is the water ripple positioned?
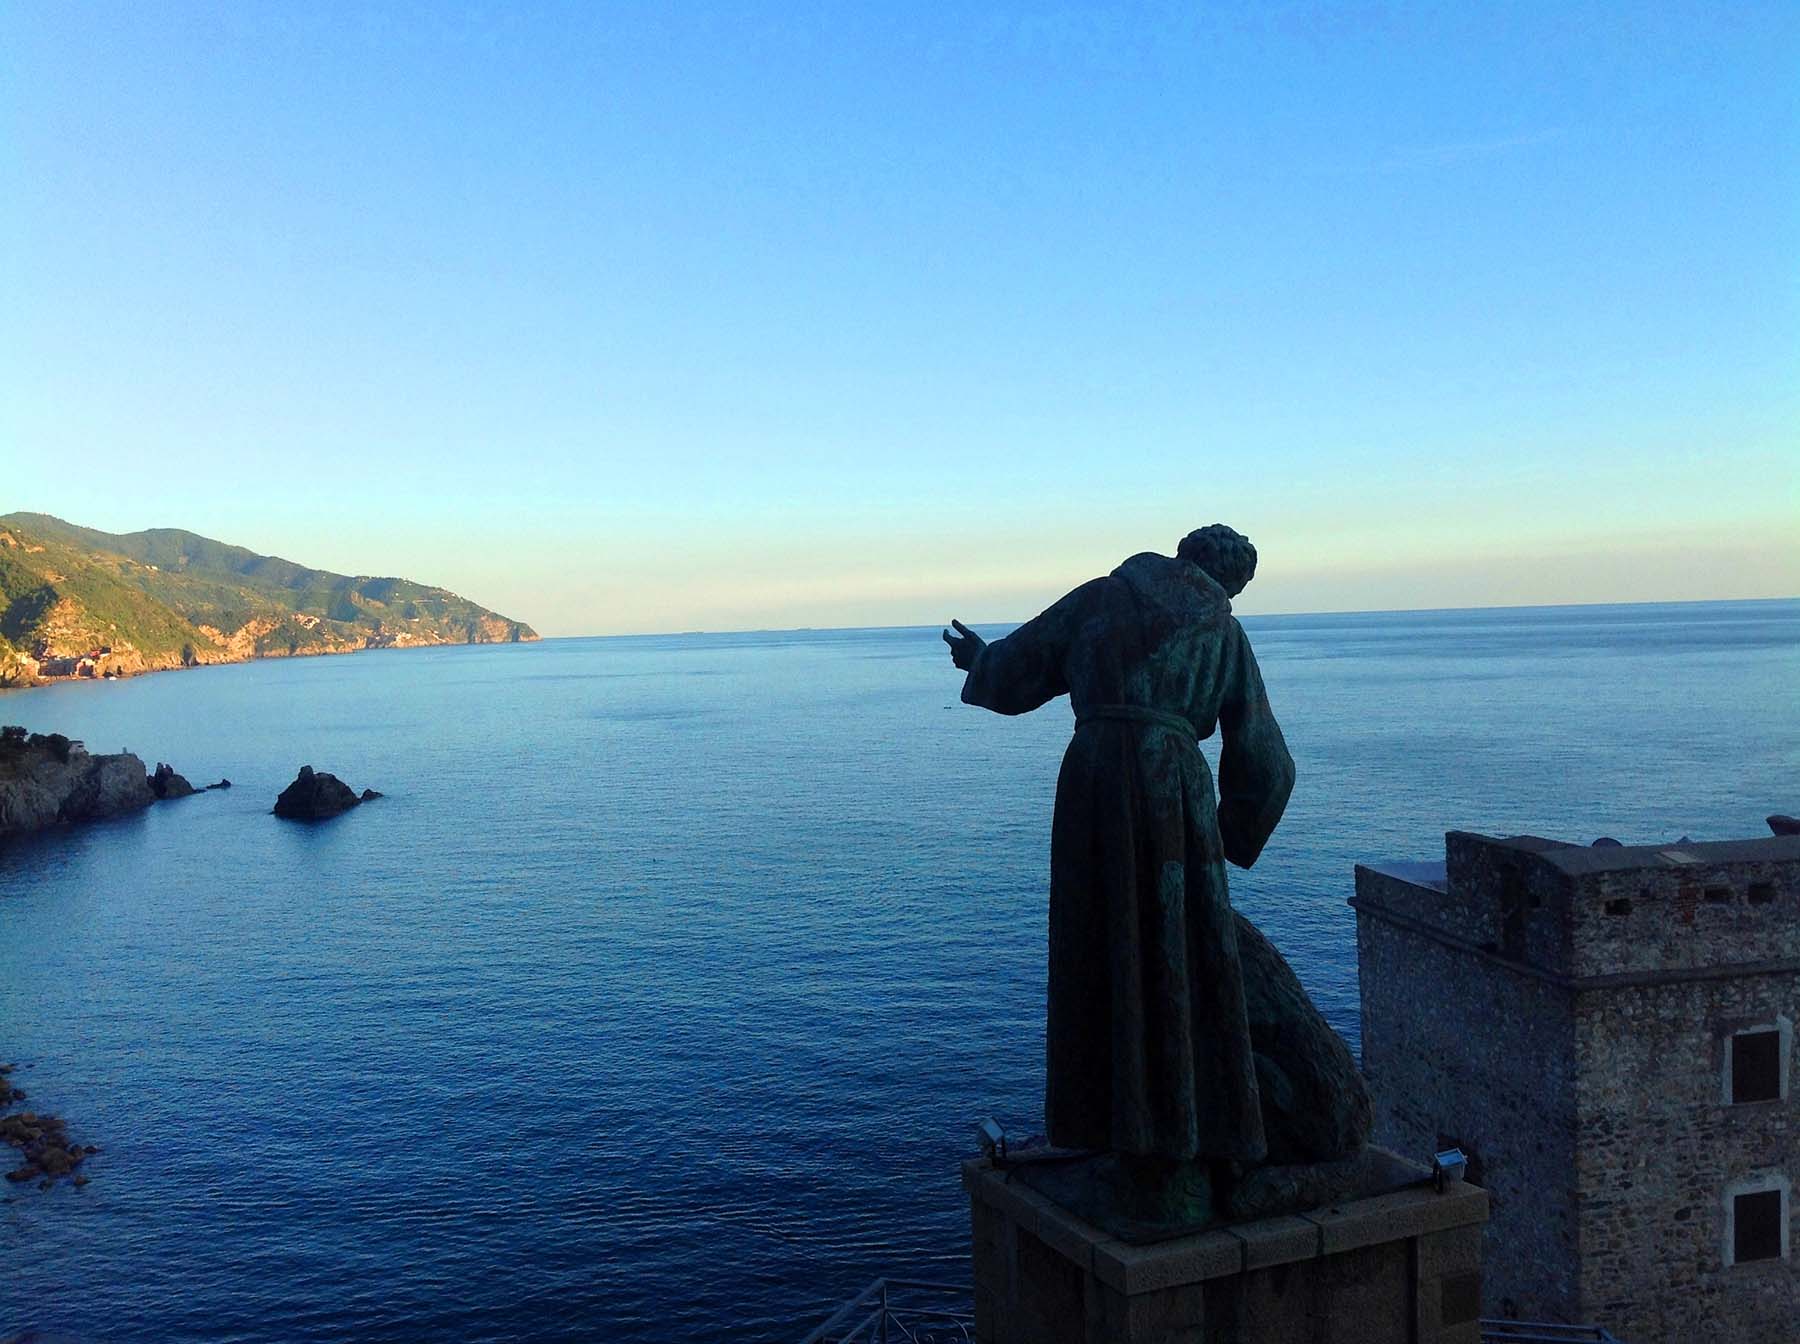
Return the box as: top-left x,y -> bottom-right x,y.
2,602 -> 1796,1340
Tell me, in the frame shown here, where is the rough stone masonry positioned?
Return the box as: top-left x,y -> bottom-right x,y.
1353,830 -> 1800,1343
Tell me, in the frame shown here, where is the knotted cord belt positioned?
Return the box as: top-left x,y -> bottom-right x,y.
1075,703 -> 1198,740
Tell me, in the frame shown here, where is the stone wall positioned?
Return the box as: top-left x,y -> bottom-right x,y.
1575,972 -> 1800,1343
965,1156 -> 1489,1344
1561,842 -> 1800,980
1355,866 -> 1580,1320
1442,831 -> 1578,971
1356,832 -> 1800,1338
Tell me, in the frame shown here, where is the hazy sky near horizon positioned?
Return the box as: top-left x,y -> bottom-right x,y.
4,3 -> 1796,636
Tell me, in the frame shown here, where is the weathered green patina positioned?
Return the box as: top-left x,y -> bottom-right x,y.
945,526 -> 1370,1229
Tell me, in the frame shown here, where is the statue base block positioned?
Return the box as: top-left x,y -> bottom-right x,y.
963,1153 -> 1489,1344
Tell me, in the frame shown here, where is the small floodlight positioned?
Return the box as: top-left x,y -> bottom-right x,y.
1432,1148 -> 1468,1192
976,1117 -> 1008,1165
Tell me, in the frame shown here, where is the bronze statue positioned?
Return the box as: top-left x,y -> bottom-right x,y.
946,526 -> 1369,1229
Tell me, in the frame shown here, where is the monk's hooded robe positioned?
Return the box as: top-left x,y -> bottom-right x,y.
961,552 -> 1294,1164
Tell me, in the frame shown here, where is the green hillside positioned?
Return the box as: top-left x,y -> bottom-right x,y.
0,512 -> 537,685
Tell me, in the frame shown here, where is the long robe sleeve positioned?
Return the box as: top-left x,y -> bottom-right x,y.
960,581 -> 1101,716
1215,619 -> 1295,869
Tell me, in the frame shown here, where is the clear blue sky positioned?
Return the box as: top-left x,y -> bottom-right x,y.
4,2 -> 1795,635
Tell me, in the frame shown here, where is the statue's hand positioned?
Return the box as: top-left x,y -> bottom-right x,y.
942,619 -> 986,671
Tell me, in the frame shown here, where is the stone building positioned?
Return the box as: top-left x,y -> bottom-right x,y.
1353,830 -> 1800,1342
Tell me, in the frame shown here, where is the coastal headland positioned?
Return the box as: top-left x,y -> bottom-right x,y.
0,511 -> 538,689
0,726 -> 191,841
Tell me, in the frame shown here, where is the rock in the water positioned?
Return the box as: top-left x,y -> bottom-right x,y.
149,762 -> 197,799
272,765 -> 367,820
205,779 -> 232,791
360,788 -> 383,801
1770,815 -> 1800,837
0,1076 -> 92,1190
37,1146 -> 72,1176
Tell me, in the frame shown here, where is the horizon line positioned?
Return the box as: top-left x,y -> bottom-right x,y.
540,593 -> 1799,641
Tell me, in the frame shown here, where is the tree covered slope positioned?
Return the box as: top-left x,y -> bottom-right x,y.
0,512 -> 537,685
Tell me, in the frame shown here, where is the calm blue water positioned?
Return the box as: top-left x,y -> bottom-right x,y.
2,600 -> 1796,1341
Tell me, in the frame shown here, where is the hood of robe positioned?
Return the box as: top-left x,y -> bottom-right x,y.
1110,551 -> 1232,628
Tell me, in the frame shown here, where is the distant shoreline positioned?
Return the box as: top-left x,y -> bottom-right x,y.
0,634 -> 540,695
8,597 -> 1790,681
0,512 -> 540,693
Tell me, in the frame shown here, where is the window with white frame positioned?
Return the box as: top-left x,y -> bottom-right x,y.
1723,1017 -> 1791,1106
1725,1174 -> 1791,1266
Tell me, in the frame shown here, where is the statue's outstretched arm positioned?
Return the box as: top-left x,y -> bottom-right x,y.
947,580 -> 1101,717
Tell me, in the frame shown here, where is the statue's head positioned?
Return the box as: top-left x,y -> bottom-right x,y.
1177,524 -> 1256,597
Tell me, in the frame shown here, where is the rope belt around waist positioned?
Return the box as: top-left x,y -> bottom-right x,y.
1075,704 -> 1198,739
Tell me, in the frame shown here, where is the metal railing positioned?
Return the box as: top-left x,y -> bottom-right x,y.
799,1279 -> 975,1344
1482,1323 -> 1623,1343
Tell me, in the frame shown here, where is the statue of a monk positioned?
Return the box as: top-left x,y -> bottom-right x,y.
945,525 -> 1367,1227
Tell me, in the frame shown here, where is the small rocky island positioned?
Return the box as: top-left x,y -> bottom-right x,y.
0,725 -> 203,842
1,1064 -> 96,1191
273,765 -> 381,820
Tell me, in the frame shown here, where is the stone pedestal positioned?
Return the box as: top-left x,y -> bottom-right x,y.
964,1154 -> 1489,1344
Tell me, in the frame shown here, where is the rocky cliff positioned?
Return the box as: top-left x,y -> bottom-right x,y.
0,730 -> 157,840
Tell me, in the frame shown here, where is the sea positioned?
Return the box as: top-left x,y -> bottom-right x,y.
2,599 -> 1796,1342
